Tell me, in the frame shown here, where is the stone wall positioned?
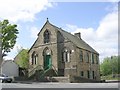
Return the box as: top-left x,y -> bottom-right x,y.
28,21 -> 100,82
75,47 -> 100,81
70,76 -> 101,83
29,22 -> 58,73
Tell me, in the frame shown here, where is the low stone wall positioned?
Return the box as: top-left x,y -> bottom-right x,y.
14,76 -> 28,81
70,76 -> 101,83
52,77 -> 70,83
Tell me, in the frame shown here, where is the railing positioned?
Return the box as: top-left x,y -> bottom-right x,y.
28,65 -> 43,77
40,65 -> 52,78
40,64 -> 58,78
51,64 -> 58,76
28,64 -> 58,79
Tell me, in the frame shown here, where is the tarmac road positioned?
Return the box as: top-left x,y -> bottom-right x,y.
1,82 -> 119,88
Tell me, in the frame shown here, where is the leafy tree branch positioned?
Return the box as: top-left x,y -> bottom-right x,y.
0,20 -> 19,57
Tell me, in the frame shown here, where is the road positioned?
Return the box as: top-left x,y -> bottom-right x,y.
0,82 -> 119,88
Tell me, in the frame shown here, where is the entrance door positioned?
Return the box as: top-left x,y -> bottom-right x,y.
44,55 -> 51,70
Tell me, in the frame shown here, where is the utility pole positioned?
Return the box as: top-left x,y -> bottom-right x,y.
0,21 -> 3,74
0,32 -> 1,90
111,56 -> 114,77
0,31 -> 2,74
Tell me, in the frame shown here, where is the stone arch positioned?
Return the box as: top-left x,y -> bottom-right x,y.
43,47 -> 52,56
31,51 -> 38,65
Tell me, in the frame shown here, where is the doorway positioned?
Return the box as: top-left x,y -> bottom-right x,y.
44,55 -> 51,70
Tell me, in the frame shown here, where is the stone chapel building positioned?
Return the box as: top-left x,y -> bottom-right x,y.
28,19 -> 100,82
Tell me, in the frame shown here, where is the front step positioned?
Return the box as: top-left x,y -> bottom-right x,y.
28,64 -> 58,82
51,77 -> 70,83
39,68 -> 58,81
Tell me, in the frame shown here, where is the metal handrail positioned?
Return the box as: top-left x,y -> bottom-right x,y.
51,64 -> 58,76
28,64 -> 58,78
40,64 -> 58,78
40,64 -> 52,78
28,65 -> 43,77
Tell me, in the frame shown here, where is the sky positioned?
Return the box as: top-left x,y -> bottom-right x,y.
0,0 -> 118,62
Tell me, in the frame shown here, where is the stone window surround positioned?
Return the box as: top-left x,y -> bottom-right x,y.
43,29 -> 50,44
80,50 -> 83,62
62,47 -> 70,62
31,51 -> 38,65
86,52 -> 89,63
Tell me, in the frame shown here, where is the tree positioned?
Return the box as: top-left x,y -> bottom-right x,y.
14,49 -> 29,69
100,57 -> 112,76
100,56 -> 120,76
0,19 -> 19,57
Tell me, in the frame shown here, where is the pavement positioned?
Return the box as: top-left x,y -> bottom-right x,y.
106,80 -> 120,83
1,80 -> 119,90
1,82 -> 119,88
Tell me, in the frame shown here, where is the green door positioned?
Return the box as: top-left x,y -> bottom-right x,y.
44,55 -> 51,70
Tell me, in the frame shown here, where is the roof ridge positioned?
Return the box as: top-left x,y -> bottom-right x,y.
28,20 -> 98,54
49,22 -> 77,38
49,22 -> 98,54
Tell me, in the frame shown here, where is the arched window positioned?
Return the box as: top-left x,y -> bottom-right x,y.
44,30 -> 50,43
62,48 -> 70,62
31,51 -> 38,65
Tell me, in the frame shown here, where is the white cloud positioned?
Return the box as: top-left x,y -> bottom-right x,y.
96,12 -> 118,39
66,9 -> 118,62
30,27 -> 40,39
0,0 -> 54,22
12,43 -> 23,52
70,27 -> 97,42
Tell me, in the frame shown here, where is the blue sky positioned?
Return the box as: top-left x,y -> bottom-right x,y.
0,0 -> 118,62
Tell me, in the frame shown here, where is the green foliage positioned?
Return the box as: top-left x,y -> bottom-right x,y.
15,49 -> 29,69
100,56 -> 120,76
101,74 -> 120,80
0,19 -> 19,57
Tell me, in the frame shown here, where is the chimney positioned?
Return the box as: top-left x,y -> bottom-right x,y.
74,32 -> 81,39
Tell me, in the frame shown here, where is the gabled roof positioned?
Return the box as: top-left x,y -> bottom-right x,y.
28,20 -> 50,53
49,22 -> 98,54
29,20 -> 99,54
60,29 -> 98,54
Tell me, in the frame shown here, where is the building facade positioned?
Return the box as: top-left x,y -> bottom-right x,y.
1,60 -> 19,77
28,19 -> 100,82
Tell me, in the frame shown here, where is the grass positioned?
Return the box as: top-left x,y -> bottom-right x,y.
101,74 -> 120,80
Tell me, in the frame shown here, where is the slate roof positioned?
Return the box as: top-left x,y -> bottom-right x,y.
29,20 -> 98,54
49,22 -> 98,54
